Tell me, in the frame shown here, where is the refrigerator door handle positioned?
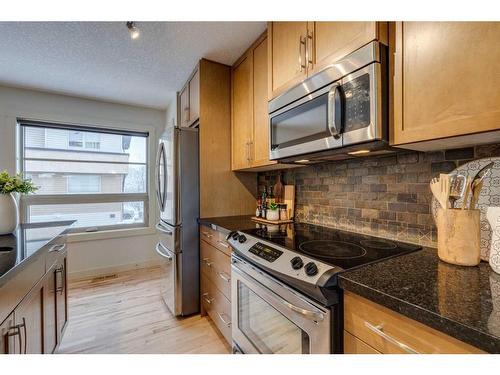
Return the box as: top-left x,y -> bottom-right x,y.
155,142 -> 164,212
161,142 -> 168,211
156,242 -> 173,261
156,222 -> 173,235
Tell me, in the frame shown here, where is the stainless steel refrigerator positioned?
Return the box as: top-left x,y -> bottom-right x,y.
155,125 -> 199,316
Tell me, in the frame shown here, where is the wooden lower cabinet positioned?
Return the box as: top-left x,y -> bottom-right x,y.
0,249 -> 68,354
200,225 -> 232,345
343,291 -> 484,354
15,277 -> 45,354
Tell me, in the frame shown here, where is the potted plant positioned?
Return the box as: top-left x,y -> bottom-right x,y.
266,202 -> 280,221
0,171 -> 38,235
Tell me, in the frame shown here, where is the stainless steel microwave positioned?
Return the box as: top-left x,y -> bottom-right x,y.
268,41 -> 389,163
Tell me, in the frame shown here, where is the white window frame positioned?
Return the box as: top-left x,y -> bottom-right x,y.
19,121 -> 149,234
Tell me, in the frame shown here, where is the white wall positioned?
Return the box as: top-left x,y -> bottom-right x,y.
0,85 -> 167,279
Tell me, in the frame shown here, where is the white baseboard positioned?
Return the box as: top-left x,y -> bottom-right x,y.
68,259 -> 162,282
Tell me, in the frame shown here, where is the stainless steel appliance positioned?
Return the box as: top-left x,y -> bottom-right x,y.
155,125 -> 199,316
268,41 -> 390,163
227,223 -> 421,354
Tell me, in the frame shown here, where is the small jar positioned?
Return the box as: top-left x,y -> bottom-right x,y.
266,209 -> 280,221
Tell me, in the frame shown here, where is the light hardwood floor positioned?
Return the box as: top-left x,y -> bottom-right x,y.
57,266 -> 230,354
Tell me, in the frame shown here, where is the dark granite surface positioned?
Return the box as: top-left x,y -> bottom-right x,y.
0,221 -> 74,286
198,215 -> 257,236
339,247 -> 500,353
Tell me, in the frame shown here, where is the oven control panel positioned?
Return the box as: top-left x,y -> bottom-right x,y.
248,242 -> 283,262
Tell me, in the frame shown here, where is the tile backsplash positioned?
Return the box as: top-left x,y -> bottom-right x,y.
258,144 -> 500,247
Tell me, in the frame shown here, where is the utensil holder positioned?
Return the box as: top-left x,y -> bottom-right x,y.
436,208 -> 481,266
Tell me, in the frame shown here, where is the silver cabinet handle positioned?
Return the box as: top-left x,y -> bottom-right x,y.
55,266 -> 64,294
202,258 -> 212,267
156,223 -> 173,235
216,240 -> 230,249
306,30 -> 313,66
217,271 -> 231,282
364,322 -> 420,354
217,312 -> 231,327
49,243 -> 66,253
202,292 -> 214,304
155,243 -> 173,261
298,35 -> 306,72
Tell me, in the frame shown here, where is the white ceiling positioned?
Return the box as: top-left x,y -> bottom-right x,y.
0,22 -> 266,109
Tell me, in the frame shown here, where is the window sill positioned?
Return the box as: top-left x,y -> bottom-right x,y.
67,226 -> 156,243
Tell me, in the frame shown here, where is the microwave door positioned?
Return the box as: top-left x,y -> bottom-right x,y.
341,63 -> 383,146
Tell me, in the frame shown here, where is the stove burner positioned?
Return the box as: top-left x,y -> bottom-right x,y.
299,240 -> 367,259
359,239 -> 397,250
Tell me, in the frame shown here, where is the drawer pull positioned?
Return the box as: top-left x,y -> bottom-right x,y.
202,231 -> 213,239
49,243 -> 66,253
364,322 -> 420,354
202,293 -> 214,305
216,240 -> 230,249
217,312 -> 231,327
202,258 -> 212,267
217,271 -> 231,283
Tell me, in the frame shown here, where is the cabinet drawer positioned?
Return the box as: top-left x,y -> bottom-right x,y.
344,331 -> 380,354
45,235 -> 67,271
344,291 -> 483,354
201,275 -> 232,344
200,240 -> 231,301
199,225 -> 231,256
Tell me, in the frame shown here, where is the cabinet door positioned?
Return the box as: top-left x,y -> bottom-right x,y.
252,36 -> 276,168
189,68 -> 200,125
43,266 -> 57,354
310,22 -> 379,75
56,256 -> 68,344
393,22 -> 500,145
179,84 -> 190,127
0,313 -> 18,354
15,280 -> 44,354
231,54 -> 253,170
268,22 -> 308,99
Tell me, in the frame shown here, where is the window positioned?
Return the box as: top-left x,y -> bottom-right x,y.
20,120 -> 149,233
67,175 -> 101,194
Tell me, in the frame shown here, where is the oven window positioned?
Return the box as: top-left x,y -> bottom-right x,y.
271,94 -> 330,150
343,73 -> 371,132
237,281 -> 310,354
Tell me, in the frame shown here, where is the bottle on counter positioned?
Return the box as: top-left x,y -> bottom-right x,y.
268,186 -> 275,206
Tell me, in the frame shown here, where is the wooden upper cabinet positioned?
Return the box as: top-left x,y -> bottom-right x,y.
268,22 -> 308,99
252,37 -> 276,168
231,54 -> 254,170
232,33 -> 277,171
311,22 -> 385,75
179,84 -> 189,127
179,67 -> 200,128
189,68 -> 200,124
392,22 -> 500,146
268,22 -> 387,100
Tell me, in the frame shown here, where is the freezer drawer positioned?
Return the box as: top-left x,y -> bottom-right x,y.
155,242 -> 181,316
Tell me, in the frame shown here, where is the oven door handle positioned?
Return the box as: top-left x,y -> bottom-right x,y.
328,83 -> 343,140
232,261 -> 325,322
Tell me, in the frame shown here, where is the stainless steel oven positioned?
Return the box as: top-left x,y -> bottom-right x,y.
231,254 -> 331,354
269,41 -> 387,162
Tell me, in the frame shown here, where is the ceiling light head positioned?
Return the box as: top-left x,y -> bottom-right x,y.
126,21 -> 140,40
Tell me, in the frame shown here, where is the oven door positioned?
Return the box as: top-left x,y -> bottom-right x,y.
269,83 -> 342,161
231,255 -> 331,354
340,62 -> 384,146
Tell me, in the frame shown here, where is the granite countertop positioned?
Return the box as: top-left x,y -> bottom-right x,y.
0,221 -> 75,286
198,215 -> 258,236
339,247 -> 500,353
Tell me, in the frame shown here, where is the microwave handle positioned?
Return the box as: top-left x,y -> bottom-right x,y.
328,83 -> 344,139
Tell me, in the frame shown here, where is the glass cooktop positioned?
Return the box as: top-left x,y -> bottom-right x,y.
242,222 -> 421,270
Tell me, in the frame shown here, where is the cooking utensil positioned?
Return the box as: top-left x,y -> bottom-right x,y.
449,174 -> 466,208
273,172 -> 284,203
461,176 -> 473,210
430,176 -> 447,209
469,162 -> 494,210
